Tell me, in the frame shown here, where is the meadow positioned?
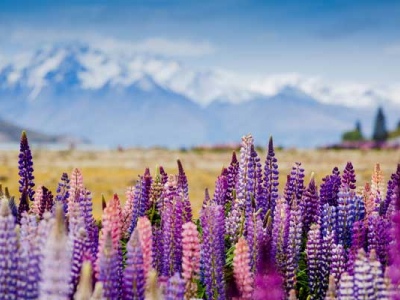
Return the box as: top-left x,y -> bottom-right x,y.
0,145 -> 398,218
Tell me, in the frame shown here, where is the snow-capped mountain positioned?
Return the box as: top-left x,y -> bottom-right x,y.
0,44 -> 398,147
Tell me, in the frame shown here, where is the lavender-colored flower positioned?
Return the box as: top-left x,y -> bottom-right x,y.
320,203 -> 337,239
284,162 -> 305,208
212,173 -> 229,208
369,250 -> 387,300
353,249 -> 374,299
337,189 -> 357,248
0,197 -> 19,298
330,243 -> 346,288
306,223 -> 321,298
68,227 -> 87,298
226,151 -> 239,205
342,162 -> 357,191
152,226 -> 163,273
97,231 -> 120,299
383,164 -> 400,217
165,273 -> 185,300
337,272 -> 354,300
271,197 -> 289,272
177,160 -> 192,223
262,136 -> 279,221
285,197 -> 303,292
55,173 -> 70,214
123,229 -> 145,300
38,205 -> 71,300
129,170 -> 152,234
201,204 -> 226,299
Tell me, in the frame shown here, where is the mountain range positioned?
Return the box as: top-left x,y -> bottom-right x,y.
0,44 -> 398,148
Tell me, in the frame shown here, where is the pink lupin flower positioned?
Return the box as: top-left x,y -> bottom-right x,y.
67,168 -> 84,210
122,187 -> 135,236
233,237 -> 254,300
31,186 -> 43,216
181,221 -> 200,299
137,216 -> 153,276
102,194 -> 122,247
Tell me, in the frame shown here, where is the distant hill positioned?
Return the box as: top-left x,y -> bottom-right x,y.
0,117 -> 88,145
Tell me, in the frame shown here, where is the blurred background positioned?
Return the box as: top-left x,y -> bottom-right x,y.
0,0 -> 400,149
0,1 -> 399,215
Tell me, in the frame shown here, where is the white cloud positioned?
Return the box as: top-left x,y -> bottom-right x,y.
384,44 -> 400,55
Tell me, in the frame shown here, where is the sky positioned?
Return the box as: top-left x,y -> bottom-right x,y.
0,0 -> 399,88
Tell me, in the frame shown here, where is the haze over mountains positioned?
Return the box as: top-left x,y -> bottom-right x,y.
0,44 -> 398,148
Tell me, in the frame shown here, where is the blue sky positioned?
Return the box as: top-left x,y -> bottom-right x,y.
0,0 -> 400,85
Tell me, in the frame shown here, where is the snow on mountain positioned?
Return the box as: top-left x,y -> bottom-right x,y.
0,43 -> 398,147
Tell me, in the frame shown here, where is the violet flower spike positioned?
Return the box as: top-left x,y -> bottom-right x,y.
165,273 -> 185,300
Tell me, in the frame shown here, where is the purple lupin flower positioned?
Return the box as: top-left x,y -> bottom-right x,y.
337,272 -> 354,299
201,204 -> 226,299
302,174 -> 319,232
226,151 -> 239,205
320,167 -> 341,207
337,189 -> 356,248
271,197 -> 289,272
38,186 -> 54,219
367,212 -> 390,266
97,231 -> 120,299
249,145 -> 264,216
236,134 -> 254,209
165,272 -> 185,300
38,205 -> 71,300
244,211 -> 263,272
330,243 -> 346,289
177,160 -> 192,223
262,136 -> 279,221
18,131 -> 35,221
161,182 -> 184,277
55,173 -> 70,214
152,226 -> 163,273
284,162 -> 305,208
17,212 -> 40,299
383,164 -> 400,217
123,229 -> 145,300
0,197 -> 19,298
353,249 -> 374,299
342,162 -> 357,191
320,203 -> 337,239
159,165 -> 168,185
369,250 -> 387,299
68,227 -> 87,298
79,189 -> 99,261
284,196 -> 303,292
347,220 -> 366,275
212,173 -> 228,208
129,170 -> 152,235
306,223 -> 321,299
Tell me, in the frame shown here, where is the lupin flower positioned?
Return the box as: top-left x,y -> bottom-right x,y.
371,163 -> 385,201
68,168 -> 84,209
262,136 -> 279,220
284,162 -> 305,207
18,131 -> 35,221
320,167 -> 341,207
369,250 -> 387,299
177,160 -> 192,222
181,221 -> 201,299
367,212 -> 390,266
330,243 -> 346,287
165,273 -> 185,300
97,231 -> 121,299
383,164 -> 400,217
302,173 -> 319,232
69,227 -> 88,298
55,173 -> 70,214
285,196 -> 303,292
353,249 -> 374,299
38,205 -> 71,300
137,216 -> 153,277
122,186 -> 135,235
325,276 -> 337,300
201,204 -> 226,299
31,185 -> 43,216
337,272 -> 354,300
0,197 -> 19,298
306,223 -> 321,298
226,151 -> 239,204
123,229 -> 146,300
271,197 -> 289,271
342,162 -> 357,191
233,237 -> 254,300
213,173 -> 229,208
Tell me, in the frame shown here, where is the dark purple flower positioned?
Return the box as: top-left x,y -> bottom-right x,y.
284,162 -> 305,207
320,167 -> 341,207
177,160 -> 192,222
342,162 -> 357,191
302,174 -> 319,232
18,131 -> 35,201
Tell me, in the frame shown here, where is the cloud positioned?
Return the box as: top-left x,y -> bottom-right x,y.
3,27 -> 215,58
384,44 -> 400,55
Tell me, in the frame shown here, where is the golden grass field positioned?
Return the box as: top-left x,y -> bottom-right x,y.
0,147 -> 399,218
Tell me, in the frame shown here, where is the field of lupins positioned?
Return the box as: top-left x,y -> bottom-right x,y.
1,132 -> 400,299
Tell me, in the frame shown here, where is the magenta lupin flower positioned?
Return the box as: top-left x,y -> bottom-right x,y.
233,237 -> 254,300
181,221 -> 201,299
